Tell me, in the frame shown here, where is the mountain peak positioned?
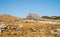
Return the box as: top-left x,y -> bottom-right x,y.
26,13 -> 41,20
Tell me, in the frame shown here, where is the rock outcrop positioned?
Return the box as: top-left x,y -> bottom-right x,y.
26,13 -> 41,20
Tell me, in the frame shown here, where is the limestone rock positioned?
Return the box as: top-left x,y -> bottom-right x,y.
26,13 -> 41,20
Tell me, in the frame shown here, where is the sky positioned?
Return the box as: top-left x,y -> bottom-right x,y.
0,0 -> 60,17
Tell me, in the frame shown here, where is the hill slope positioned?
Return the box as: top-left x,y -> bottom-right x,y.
0,14 -> 60,37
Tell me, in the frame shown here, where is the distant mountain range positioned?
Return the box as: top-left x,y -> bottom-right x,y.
26,13 -> 60,20
0,13 -> 60,23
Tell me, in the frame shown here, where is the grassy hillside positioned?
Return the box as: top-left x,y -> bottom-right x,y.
0,14 -> 60,37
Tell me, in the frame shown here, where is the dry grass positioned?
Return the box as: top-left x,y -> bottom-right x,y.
0,14 -> 60,37
0,21 -> 60,37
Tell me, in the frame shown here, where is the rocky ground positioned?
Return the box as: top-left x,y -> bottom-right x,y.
0,14 -> 60,37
